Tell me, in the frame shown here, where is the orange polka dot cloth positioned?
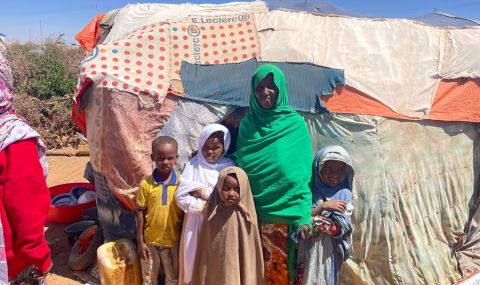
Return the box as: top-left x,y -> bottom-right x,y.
170,13 -> 259,79
78,22 -> 171,99
77,13 -> 259,104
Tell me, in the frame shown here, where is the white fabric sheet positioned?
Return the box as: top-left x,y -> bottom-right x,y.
103,1 -> 268,43
256,10 -> 480,118
440,28 -> 480,79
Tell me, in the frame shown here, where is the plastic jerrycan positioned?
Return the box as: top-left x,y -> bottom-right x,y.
97,238 -> 142,285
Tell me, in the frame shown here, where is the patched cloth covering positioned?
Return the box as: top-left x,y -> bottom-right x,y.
78,22 -> 171,100
77,3 -> 480,283
169,13 -> 259,79
77,12 -> 260,104
85,89 -> 177,210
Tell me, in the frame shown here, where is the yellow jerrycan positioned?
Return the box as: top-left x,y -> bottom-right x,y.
97,238 -> 142,285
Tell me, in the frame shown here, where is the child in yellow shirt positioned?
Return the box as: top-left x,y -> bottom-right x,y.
136,136 -> 183,285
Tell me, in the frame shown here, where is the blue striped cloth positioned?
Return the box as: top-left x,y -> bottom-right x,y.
180,59 -> 344,113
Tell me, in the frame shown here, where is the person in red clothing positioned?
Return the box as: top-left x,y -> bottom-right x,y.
0,52 -> 52,283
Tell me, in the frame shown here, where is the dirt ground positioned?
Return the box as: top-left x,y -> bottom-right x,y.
44,154 -> 92,285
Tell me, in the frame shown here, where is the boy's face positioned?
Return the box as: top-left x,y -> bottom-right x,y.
202,136 -> 224,164
151,143 -> 178,175
320,160 -> 347,187
254,74 -> 278,109
221,175 -> 240,206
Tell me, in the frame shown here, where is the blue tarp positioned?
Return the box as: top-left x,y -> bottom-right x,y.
180,59 -> 344,113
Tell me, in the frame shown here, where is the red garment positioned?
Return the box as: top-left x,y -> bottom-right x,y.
0,138 -> 52,279
71,77 -> 93,136
312,216 -> 341,237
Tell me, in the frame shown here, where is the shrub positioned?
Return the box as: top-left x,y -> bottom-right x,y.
27,51 -> 74,99
4,40 -> 85,148
4,42 -> 35,94
13,94 -> 80,149
6,41 -> 84,99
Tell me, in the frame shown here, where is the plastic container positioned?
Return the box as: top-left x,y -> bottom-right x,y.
97,239 -> 142,285
51,193 -> 77,206
47,183 -> 96,224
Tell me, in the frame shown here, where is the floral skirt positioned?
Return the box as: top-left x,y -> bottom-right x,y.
260,223 -> 291,285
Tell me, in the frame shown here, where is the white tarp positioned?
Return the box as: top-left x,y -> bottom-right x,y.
440,28 -> 480,79
302,113 -> 480,285
103,1 -> 268,43
255,10 -> 480,119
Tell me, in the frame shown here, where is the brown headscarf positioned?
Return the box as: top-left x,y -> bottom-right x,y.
191,166 -> 264,285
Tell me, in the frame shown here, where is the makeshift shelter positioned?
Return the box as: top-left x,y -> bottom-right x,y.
73,1 -> 480,284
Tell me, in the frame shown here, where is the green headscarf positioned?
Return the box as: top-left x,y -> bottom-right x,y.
233,64 -> 312,225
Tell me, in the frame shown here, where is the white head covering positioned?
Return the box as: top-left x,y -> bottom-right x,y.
196,123 -> 232,170
176,124 -> 234,197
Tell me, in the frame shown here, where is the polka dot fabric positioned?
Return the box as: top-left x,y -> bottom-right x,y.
170,13 -> 259,80
77,13 -> 260,102
78,22 -> 171,100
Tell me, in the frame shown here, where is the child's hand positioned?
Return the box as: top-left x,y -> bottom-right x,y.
192,188 -> 207,199
320,200 -> 347,213
138,242 -> 150,260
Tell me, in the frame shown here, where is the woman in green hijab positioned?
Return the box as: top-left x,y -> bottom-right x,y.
233,64 -> 313,284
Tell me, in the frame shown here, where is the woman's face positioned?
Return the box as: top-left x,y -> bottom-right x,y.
254,74 -> 278,109
320,160 -> 347,187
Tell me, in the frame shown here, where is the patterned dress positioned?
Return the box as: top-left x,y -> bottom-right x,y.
260,223 -> 291,285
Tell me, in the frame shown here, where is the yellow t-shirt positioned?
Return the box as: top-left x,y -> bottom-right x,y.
136,170 -> 183,247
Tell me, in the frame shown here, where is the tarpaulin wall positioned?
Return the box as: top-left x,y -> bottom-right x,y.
256,10 -> 480,120
84,87 -> 480,283
74,2 -> 480,283
303,113 -> 480,284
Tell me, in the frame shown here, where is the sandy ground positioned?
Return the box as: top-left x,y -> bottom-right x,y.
44,155 -> 91,285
